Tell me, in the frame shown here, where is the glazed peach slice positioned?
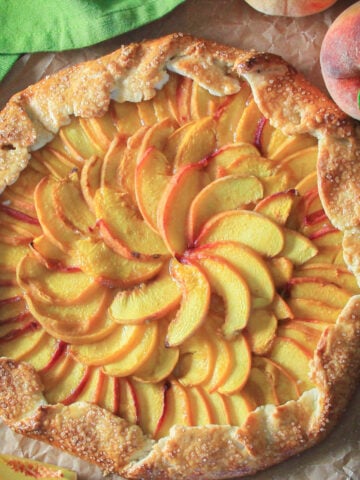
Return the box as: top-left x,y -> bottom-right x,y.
235,99 -> 264,145
70,322 -> 147,366
190,81 -> 224,120
109,265 -> 181,324
287,298 -> 341,323
216,82 -> 252,146
280,146 -> 318,183
172,116 -> 217,171
32,147 -> 78,179
135,147 -> 171,232
252,356 -> 299,404
195,210 -> 285,258
79,114 -> 115,153
281,229 -> 318,265
19,334 -> 59,371
131,380 -> 167,436
34,176 -> 79,252
175,328 -> 216,387
188,255 -> 250,340
133,319 -> 180,383
111,101 -> 142,136
217,333 -> 251,395
25,287 -> 110,342
17,254 -> 98,305
0,323 -> 46,362
267,257 -> 293,289
100,134 -> 127,190
277,320 -> 324,351
187,175 -> 263,244
225,391 -> 257,426
205,142 -> 261,180
0,242 -> 29,271
137,117 -> 178,161
45,359 -> 91,405
294,263 -> 359,293
245,367 -> 278,406
287,277 -> 352,308
95,186 -> 168,260
157,161 -> 206,256
79,155 -> 102,211
205,391 -> 231,425
254,190 -> 297,226
186,386 -> 214,425
190,241 -> 274,307
102,320 -> 159,377
29,235 -> 78,270
73,238 -> 164,288
154,380 -> 192,439
165,259 -> 211,347
269,134 -> 317,162
0,207 -> 41,239
246,308 -> 278,355
59,117 -> 104,161
268,336 -> 314,394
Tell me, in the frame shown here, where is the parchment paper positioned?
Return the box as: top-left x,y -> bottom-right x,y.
0,1 -> 359,479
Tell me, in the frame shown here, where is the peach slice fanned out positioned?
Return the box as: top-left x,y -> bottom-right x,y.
217,333 -> 251,395
190,241 -> 275,307
254,190 -> 297,226
135,147 -> 171,232
281,229 -> 318,265
246,308 -> 278,355
80,155 -> 102,212
73,238 -> 164,288
165,259 -> 211,347
17,254 -> 98,305
287,278 -> 352,309
195,210 -> 285,258
100,134 -> 127,191
189,255 -> 251,340
187,175 -> 264,244
95,186 -> 168,260
109,265 -> 181,324
157,162 -> 206,255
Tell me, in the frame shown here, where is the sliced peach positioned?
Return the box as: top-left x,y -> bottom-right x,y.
187,175 -> 263,244
0,242 -> 29,271
277,320 -> 323,351
172,116 -> 217,171
70,323 -> 146,366
190,241 -> 274,307
7,165 -> 45,200
271,293 -> 294,320
135,147 -> 171,232
20,333 -> 59,371
254,190 -> 297,226
75,367 -> 105,404
39,347 -> 73,391
261,169 -> 292,197
152,86 -> 177,122
287,297 -> 341,323
17,254 -> 99,305
137,99 -> 158,126
100,134 -> 127,190
111,101 -> 142,136
79,114 -> 115,153
225,390 -> 256,426
195,210 -> 284,258
205,391 -> 230,425
268,336 -> 314,393
133,319 -> 179,383
174,76 -> 193,125
246,308 -> 278,355
137,117 -> 178,161
98,374 -> 121,417
102,320 -> 159,377
31,148 -> 75,179
95,187 -> 168,260
190,82 -> 223,120
175,328 -> 215,387
287,278 -> 352,308
186,386 -> 214,425
216,83 -> 252,146
59,117 -> 104,161
252,356 -> 300,404
73,238 -> 164,288
109,265 -> 181,324
235,99 -> 263,144
295,263 -> 359,293
310,228 -> 343,248
206,143 -> 261,180
0,207 -> 41,238
217,333 -> 251,395
131,380 -> 167,436
118,378 -> 138,424
295,171 -> 318,195
163,121 -> 195,162
281,229 -> 318,265
157,162 -> 205,255
280,146 -> 318,183
29,235 -> 78,270
245,367 -> 278,406
154,380 -> 192,439
190,255 -> 250,339
165,259 -> 210,346
45,359 -> 90,404
34,176 -> 79,252
267,257 -> 293,289
269,134 -> 317,162
0,321 -> 45,361
204,326 -> 233,392
80,155 -> 102,212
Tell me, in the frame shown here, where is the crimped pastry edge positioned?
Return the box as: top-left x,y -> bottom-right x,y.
0,33 -> 359,479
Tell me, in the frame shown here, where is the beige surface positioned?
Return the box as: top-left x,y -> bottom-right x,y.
0,0 -> 359,479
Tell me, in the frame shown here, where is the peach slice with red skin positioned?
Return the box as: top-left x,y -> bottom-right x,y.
254,190 -> 297,226
29,235 -> 79,271
286,277 -> 352,308
186,386 -> 214,425
95,186 -> 168,260
157,161 -> 206,256
189,241 -> 274,307
59,117 -> 104,161
287,297 -> 341,323
131,380 -> 167,436
165,259 -> 211,347
109,265 -> 181,325
195,210 -> 285,258
0,242 -> 29,272
187,175 -> 263,244
100,134 -> 127,191
294,263 -> 359,293
188,255 -> 251,340
80,155 -> 102,212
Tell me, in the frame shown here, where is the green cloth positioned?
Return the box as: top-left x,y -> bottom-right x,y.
0,0 -> 185,81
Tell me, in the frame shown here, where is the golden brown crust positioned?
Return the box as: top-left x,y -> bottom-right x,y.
0,33 -> 360,479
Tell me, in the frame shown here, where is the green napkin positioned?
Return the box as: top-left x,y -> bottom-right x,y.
0,0 -> 185,81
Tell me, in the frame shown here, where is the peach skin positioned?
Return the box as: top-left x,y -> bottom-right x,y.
243,0 -> 338,17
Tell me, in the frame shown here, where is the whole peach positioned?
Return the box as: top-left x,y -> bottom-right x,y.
243,0 -> 338,17
320,2 -> 360,120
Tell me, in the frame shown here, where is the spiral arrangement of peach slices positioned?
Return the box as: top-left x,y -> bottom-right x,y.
0,73 -> 358,439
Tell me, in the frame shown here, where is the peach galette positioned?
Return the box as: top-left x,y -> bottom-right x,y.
0,34 -> 360,480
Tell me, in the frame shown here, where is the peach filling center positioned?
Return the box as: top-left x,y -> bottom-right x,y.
0,73 -> 357,439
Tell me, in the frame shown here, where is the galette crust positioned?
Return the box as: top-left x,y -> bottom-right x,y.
0,34 -> 360,479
